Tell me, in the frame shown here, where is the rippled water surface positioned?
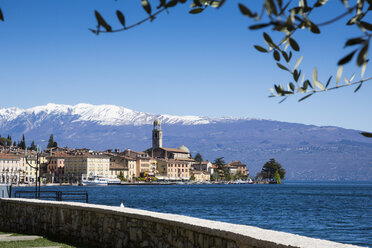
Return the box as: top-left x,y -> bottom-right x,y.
16,182 -> 372,247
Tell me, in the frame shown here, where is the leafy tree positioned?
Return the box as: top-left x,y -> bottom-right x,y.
13,141 -> 16,147
214,157 -> 226,168
0,137 -> 8,146
0,134 -> 11,147
18,134 -> 26,149
47,134 -> 58,148
194,153 -> 203,162
274,170 -> 282,184
29,141 -> 37,151
261,158 -> 286,181
213,157 -> 231,181
6,135 -> 12,146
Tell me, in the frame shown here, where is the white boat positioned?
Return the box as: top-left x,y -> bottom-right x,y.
105,178 -> 121,185
82,176 -> 108,186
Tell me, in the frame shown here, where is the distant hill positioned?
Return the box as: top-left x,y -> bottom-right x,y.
1,103 -> 371,181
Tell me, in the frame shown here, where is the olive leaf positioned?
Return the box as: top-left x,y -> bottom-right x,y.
357,43 -> 369,66
336,65 -> 343,84
354,83 -> 363,92
189,8 -> 204,14
0,8 -> 4,21
273,50 -> 281,61
338,50 -> 357,65
116,10 -> 126,28
289,38 -> 300,51
141,0 -> 152,16
361,61 -> 368,78
361,132 -> 372,138
313,67 -> 326,90
298,93 -> 314,102
293,56 -> 303,71
238,4 -> 257,18
360,21 -> 372,31
94,11 -> 112,32
254,45 -> 268,53
249,23 -> 271,30
277,63 -> 290,71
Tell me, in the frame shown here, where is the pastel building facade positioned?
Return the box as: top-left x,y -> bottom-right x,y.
226,161 -> 248,176
46,155 -> 65,183
109,155 -> 137,181
150,119 -> 194,181
123,150 -> 157,177
64,153 -> 110,182
0,154 -> 22,184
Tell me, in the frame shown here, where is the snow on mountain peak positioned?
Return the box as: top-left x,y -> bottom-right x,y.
0,103 -> 245,126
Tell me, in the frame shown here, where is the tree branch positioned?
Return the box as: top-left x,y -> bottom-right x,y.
89,7 -> 167,34
317,6 -> 356,27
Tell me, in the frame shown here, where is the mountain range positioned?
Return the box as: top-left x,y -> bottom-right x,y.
1,103 -> 371,181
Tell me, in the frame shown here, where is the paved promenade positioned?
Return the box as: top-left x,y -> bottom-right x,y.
0,232 -> 76,248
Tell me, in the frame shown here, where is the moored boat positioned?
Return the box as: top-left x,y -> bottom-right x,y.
82,176 -> 108,186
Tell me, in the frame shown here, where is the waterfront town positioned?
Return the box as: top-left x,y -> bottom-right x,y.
0,119 -> 249,185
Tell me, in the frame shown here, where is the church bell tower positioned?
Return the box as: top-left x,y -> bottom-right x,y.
152,119 -> 162,149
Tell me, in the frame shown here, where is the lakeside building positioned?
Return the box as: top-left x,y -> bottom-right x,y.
22,152 -> 48,184
63,151 -> 110,183
0,147 -> 50,184
45,152 -> 65,183
192,171 -> 211,182
192,161 -> 213,172
0,153 -> 22,184
226,161 -> 249,176
149,119 -> 194,181
190,161 -> 212,182
122,149 -> 157,178
109,155 -> 136,181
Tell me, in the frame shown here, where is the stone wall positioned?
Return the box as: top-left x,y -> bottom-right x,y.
0,198 -> 360,248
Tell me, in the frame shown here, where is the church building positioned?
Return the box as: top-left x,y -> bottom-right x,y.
149,119 -> 194,181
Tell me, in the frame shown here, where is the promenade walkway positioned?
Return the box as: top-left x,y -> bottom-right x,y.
0,232 -> 81,248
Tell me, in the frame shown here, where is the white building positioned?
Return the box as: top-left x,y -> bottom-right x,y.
0,153 -> 22,184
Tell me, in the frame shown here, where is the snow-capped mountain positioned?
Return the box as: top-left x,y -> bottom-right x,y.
1,103 -> 372,181
0,103 -> 244,127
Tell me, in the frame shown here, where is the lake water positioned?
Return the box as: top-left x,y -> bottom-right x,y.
14,182 -> 372,247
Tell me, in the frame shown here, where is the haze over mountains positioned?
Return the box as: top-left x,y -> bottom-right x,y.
1,103 -> 371,181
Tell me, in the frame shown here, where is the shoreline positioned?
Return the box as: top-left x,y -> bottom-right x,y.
12,181 -> 259,187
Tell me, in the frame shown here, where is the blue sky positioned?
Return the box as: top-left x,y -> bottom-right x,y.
0,0 -> 371,132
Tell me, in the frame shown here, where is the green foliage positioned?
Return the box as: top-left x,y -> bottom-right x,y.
235,171 -> 248,180
213,157 -> 232,181
6,135 -> 12,146
214,157 -> 226,167
0,134 -> 12,147
29,140 -> 37,151
136,177 -> 146,181
118,171 -> 127,181
274,170 -> 282,184
261,158 -> 285,180
17,134 -> 26,149
194,153 -> 203,162
47,134 -> 58,148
